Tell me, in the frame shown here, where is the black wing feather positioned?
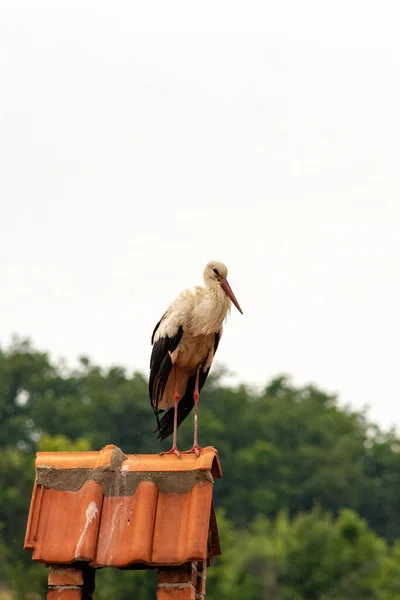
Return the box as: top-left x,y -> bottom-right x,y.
149,323 -> 183,427
156,330 -> 221,441
214,331 -> 220,355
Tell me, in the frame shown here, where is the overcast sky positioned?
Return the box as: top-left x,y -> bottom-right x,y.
1,1 -> 399,430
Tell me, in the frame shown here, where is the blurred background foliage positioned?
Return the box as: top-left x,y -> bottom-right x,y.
1,337 -> 400,599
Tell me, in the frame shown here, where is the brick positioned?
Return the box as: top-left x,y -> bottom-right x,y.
157,586 -> 196,600
48,588 -> 82,600
48,567 -> 84,586
158,563 -> 197,585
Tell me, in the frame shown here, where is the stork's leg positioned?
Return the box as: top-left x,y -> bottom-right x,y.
182,367 -> 204,457
160,367 -> 181,458
193,367 -> 201,452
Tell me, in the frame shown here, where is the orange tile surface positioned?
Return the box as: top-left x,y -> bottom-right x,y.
25,445 -> 222,568
35,445 -> 222,478
152,482 -> 213,565
31,480 -> 103,563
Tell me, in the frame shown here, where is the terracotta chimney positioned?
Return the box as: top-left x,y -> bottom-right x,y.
24,445 -> 222,599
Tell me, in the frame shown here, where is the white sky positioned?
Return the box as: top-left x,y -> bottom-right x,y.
1,1 -> 400,430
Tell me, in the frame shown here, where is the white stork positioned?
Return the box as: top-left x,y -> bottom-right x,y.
149,260 -> 243,457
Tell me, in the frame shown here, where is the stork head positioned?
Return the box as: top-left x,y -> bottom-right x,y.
204,261 -> 243,314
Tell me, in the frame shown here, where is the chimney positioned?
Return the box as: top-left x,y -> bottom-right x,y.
24,444 -> 222,599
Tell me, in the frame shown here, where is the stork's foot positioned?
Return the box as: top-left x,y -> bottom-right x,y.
182,445 -> 204,457
160,446 -> 181,459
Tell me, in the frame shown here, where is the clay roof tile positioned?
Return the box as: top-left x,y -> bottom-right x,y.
25,445 -> 221,568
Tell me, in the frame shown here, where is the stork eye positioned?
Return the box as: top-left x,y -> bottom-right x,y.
212,268 -> 219,276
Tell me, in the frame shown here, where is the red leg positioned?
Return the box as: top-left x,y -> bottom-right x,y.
182,367 -> 204,457
160,366 -> 181,458
193,367 -> 200,451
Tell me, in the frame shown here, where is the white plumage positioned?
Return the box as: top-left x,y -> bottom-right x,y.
149,260 -> 243,457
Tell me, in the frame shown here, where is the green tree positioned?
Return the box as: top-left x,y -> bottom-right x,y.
207,508 -> 400,600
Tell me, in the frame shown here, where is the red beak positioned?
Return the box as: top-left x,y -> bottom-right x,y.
220,278 -> 243,314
